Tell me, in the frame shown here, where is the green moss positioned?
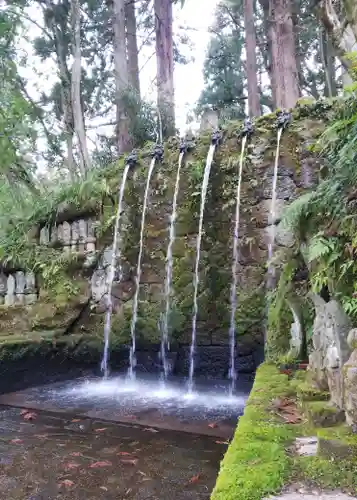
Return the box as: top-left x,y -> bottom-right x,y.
211,364 -> 298,500
303,400 -> 345,427
290,380 -> 330,402
293,454 -> 357,493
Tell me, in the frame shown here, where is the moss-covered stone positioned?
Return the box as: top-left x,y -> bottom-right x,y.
303,400 -> 346,427
212,363 -> 357,499
211,364 -> 296,500
0,103 -> 333,358
291,380 -> 330,402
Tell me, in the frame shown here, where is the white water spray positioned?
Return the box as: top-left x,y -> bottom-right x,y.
128,157 -> 157,379
160,151 -> 184,380
188,143 -> 216,393
228,135 -> 248,394
101,163 -> 130,377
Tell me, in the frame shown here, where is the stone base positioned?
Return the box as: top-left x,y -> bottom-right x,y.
304,401 -> 346,427
318,437 -> 357,459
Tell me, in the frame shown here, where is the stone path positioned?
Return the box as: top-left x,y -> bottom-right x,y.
266,487 -> 356,500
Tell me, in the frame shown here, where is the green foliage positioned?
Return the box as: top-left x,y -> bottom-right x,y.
279,88 -> 357,324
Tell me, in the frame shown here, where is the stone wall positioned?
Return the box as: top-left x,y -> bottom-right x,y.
0,271 -> 37,306
0,102 -> 330,377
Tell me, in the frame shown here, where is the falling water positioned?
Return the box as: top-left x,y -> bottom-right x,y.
101,163 -> 131,378
160,151 -> 185,380
128,157 -> 157,380
228,135 -> 248,394
267,127 -> 283,289
188,143 -> 216,393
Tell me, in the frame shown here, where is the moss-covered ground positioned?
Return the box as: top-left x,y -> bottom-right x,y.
211,363 -> 357,500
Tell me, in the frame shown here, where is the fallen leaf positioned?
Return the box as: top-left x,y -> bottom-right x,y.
69,452 -> 82,457
99,486 -> 108,492
117,451 -> 132,456
208,422 -> 218,429
189,474 -> 201,484
89,460 -> 112,468
23,412 -> 37,421
10,439 -> 23,444
64,462 -> 81,470
95,428 -> 107,433
121,459 -> 138,466
58,479 -> 74,488
71,419 -> 81,423
215,440 -> 229,445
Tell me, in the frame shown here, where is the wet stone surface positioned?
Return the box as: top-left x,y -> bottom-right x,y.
0,405 -> 226,499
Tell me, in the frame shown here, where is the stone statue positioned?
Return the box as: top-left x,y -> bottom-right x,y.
62,221 -> 71,253
78,219 -> 87,253
308,293 -> 351,395
286,294 -> 306,360
5,275 -> 15,306
343,329 -> 357,426
0,273 -> 7,305
57,224 -> 64,244
39,226 -> 49,246
50,225 -> 58,245
25,272 -> 37,305
71,221 -> 79,252
15,271 -> 26,305
86,219 -> 96,253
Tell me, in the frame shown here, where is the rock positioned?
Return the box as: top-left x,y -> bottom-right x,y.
343,329 -> 357,426
308,295 -> 351,397
295,436 -> 318,456
318,437 -> 357,460
304,401 -> 345,427
174,346 -> 257,378
251,199 -> 287,227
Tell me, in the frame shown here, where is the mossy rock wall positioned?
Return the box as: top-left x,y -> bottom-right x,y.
0,102 -> 332,372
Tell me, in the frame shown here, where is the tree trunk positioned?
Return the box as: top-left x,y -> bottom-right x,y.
71,0 -> 91,176
269,0 -> 299,109
43,0 -> 76,179
125,0 -> 140,96
244,0 -> 261,117
259,0 -> 276,108
318,0 -> 357,71
113,0 -> 132,153
154,0 -> 175,138
319,25 -> 337,97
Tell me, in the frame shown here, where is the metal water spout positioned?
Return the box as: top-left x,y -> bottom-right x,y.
151,143 -> 164,161
276,110 -> 291,130
211,129 -> 223,146
241,117 -> 254,138
179,137 -> 196,154
125,149 -> 138,168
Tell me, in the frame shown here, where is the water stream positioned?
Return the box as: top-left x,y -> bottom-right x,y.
266,127 -> 283,289
228,135 -> 247,394
188,143 -> 216,393
129,157 -> 157,380
160,151 -> 185,380
101,163 -> 130,378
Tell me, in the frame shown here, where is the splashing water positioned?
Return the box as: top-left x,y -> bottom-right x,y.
188,144 -> 216,393
228,135 -> 248,394
160,152 -> 184,380
128,157 -> 156,380
267,127 -> 283,289
101,163 -> 130,378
